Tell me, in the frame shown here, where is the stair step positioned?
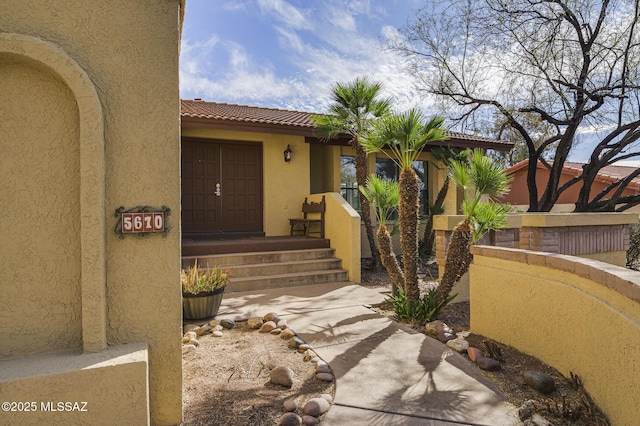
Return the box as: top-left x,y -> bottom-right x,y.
219,258 -> 343,278
182,236 -> 330,256
182,248 -> 336,268
227,269 -> 349,293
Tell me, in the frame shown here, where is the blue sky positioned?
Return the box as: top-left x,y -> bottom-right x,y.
180,0 -> 424,113
179,0 -> 639,165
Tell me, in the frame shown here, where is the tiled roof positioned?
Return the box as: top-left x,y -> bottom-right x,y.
181,100 -> 315,128
507,160 -> 640,190
180,99 -> 513,150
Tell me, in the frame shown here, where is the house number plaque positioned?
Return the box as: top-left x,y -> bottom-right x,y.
114,205 -> 171,238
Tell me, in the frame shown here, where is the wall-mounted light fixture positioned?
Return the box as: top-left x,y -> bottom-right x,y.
284,145 -> 292,163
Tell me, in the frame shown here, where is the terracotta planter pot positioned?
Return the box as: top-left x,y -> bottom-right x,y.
182,286 -> 225,320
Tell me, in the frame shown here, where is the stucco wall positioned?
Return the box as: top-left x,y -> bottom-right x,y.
309,193 -> 361,283
181,128 -> 311,236
0,1 -> 183,425
470,246 -> 640,426
0,58 -> 82,357
0,343 -> 150,426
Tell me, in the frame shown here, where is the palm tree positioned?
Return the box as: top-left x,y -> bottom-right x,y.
419,147 -> 470,258
312,76 -> 392,271
435,149 -> 511,304
361,109 -> 448,303
360,175 -> 404,296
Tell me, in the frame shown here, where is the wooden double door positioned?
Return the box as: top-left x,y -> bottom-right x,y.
182,138 -> 263,234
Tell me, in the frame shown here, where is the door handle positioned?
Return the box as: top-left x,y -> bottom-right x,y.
214,183 -> 221,196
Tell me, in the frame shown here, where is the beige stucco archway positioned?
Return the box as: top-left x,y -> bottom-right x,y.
0,33 -> 107,353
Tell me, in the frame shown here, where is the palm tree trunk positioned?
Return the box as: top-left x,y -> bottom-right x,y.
436,217 -> 473,305
420,176 -> 450,257
354,143 -> 381,270
399,168 -> 421,303
377,224 -> 404,296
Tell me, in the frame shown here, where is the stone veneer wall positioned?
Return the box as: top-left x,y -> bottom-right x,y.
433,213 -> 637,302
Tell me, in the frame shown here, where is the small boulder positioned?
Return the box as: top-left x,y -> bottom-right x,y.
183,331 -> 197,341
467,347 -> 483,363
522,370 -> 555,394
181,344 -> 196,354
320,394 -> 333,404
298,344 -> 310,353
303,397 -> 330,417
270,328 -> 283,335
280,329 -> 296,340
303,350 -> 315,362
220,319 -> 235,329
437,333 -> 455,343
316,363 -> 331,374
301,415 -> 320,425
260,321 -> 277,333
208,319 -> 221,327
446,338 -> 470,353
283,399 -> 298,412
279,412 -> 302,426
212,330 -> 223,337
476,356 -> 501,371
288,336 -> 305,349
194,324 -> 212,336
277,319 -> 288,329
263,312 -> 280,323
270,366 -> 294,388
247,317 -> 264,329
425,320 -> 452,336
316,372 -> 334,382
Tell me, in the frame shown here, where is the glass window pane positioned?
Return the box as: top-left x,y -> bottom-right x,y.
376,158 -> 397,180
340,156 -> 360,212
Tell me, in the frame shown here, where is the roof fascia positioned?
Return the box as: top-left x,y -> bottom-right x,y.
181,116 -> 314,137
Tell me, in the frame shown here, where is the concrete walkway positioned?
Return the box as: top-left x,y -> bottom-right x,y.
218,282 -> 522,426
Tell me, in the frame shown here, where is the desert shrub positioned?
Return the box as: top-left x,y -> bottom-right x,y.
389,287 -> 456,324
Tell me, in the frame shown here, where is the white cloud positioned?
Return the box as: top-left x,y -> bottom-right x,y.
326,8 -> 357,32
179,0 -> 426,113
257,0 -> 309,30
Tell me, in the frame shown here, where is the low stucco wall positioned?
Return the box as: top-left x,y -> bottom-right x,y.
309,193 -> 361,283
469,246 -> 640,426
0,343 -> 149,425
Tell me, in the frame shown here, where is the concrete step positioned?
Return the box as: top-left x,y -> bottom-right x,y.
219,258 -> 343,278
227,269 -> 349,293
182,247 -> 349,291
182,248 -> 336,269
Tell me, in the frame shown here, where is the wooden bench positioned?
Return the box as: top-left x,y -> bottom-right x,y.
289,196 -> 325,238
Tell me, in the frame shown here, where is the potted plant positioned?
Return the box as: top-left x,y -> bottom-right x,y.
182,261 -> 231,320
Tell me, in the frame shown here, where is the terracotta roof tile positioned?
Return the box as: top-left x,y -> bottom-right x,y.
181,100 -> 315,128
507,160 -> 640,190
180,99 -> 513,150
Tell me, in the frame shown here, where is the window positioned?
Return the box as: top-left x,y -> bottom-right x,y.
376,158 -> 430,216
340,155 -> 429,216
340,156 -> 360,212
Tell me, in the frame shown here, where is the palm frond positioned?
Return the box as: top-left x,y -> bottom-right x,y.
359,175 -> 399,225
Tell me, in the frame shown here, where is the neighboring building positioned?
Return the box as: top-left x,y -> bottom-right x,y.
1,2 -> 184,425
503,160 -> 640,212
180,100 -> 514,256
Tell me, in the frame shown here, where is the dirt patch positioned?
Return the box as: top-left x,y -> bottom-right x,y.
182,323 -> 334,426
